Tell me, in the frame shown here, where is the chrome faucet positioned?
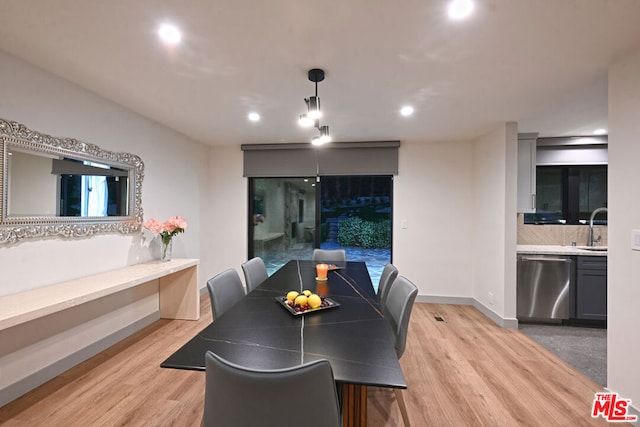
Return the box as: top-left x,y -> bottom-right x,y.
589,207 -> 608,246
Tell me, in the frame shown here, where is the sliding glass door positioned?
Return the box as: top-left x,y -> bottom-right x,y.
318,176 -> 392,287
249,177 -> 317,274
249,175 -> 392,287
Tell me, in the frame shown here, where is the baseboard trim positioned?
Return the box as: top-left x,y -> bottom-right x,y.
472,300 -> 519,329
0,312 -> 160,408
415,295 -> 519,329
415,295 -> 475,305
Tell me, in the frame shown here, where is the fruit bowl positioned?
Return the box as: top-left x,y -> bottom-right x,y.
276,295 -> 340,316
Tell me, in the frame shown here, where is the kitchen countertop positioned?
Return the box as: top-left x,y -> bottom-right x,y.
517,244 -> 608,256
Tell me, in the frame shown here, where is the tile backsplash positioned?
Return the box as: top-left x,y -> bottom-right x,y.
517,213 -> 608,246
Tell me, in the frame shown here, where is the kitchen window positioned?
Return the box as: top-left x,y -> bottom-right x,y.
524,165 -> 607,225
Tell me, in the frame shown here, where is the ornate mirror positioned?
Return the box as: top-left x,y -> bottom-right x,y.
0,118 -> 144,244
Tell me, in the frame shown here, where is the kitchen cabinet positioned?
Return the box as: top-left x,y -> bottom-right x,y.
575,256 -> 607,321
517,133 -> 538,213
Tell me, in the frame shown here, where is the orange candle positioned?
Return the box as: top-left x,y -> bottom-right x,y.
316,263 -> 329,281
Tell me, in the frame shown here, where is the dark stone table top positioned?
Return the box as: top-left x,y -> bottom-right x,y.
161,260 -> 406,388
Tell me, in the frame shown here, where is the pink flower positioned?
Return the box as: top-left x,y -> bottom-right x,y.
144,216 -> 187,242
143,218 -> 165,234
165,216 -> 187,233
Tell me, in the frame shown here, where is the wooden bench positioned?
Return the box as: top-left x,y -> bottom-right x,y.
0,258 -> 200,331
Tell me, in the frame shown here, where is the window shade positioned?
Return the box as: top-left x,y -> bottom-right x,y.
241,141 -> 400,177
536,136 -> 608,166
537,145 -> 608,166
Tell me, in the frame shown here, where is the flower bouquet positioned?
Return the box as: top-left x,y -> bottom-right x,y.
143,216 -> 187,261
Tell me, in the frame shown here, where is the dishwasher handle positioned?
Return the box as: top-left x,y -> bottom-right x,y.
519,257 -> 572,263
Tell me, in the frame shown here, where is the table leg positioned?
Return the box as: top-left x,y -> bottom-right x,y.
342,384 -> 367,427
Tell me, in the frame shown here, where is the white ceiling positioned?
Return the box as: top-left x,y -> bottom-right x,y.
1,1 -> 640,146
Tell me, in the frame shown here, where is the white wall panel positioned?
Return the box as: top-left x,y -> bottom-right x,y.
471,123 -> 518,323
607,46 -> 640,407
393,140 -> 474,298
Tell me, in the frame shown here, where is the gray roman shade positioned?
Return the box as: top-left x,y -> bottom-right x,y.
536,136 -> 608,166
241,141 -> 400,177
51,159 -> 129,176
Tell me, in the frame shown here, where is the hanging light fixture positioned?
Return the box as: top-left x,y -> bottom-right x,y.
299,68 -> 331,145
311,126 -> 331,146
319,125 -> 331,143
307,96 -> 321,119
298,114 -> 314,127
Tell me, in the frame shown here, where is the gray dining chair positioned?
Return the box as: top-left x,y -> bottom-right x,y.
241,257 -> 269,293
377,263 -> 399,312
312,248 -> 346,263
206,269 -> 246,321
383,275 -> 418,427
203,351 -> 341,427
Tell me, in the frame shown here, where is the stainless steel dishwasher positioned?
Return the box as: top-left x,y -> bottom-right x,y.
517,255 -> 572,322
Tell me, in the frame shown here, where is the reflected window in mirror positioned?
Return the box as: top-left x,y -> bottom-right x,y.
7,150 -> 130,218
56,159 -> 129,217
1,117 -> 144,244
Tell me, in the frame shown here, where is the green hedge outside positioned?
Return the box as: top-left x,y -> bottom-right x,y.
337,217 -> 391,249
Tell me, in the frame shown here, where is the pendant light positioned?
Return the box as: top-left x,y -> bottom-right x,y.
298,68 -> 332,145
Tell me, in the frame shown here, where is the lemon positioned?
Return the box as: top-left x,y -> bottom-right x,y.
308,294 -> 322,309
294,294 -> 308,307
303,289 -> 312,297
286,291 -> 299,302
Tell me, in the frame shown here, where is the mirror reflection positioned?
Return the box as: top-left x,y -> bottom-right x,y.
8,148 -> 130,217
0,118 -> 144,244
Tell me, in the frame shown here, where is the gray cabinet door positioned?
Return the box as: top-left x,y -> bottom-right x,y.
517,135 -> 537,213
576,266 -> 607,321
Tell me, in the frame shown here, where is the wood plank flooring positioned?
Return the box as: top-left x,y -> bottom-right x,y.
0,297 -> 615,426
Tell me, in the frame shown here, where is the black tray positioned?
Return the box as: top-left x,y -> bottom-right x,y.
275,296 -> 340,316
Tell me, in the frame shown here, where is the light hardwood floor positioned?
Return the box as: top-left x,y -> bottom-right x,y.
0,296 -> 615,426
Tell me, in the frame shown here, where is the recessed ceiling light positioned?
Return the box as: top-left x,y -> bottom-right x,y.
400,106 -> 414,117
248,112 -> 260,122
158,23 -> 182,45
593,128 -> 607,135
448,0 -> 474,20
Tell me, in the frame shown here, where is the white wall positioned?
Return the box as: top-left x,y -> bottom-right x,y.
203,145 -> 246,286
504,124 -> 518,321
394,140 -> 475,298
0,51 -> 211,404
471,123 -> 518,324
607,47 -> 640,408
0,51 -> 210,294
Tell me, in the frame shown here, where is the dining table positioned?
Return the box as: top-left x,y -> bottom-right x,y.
161,260 -> 407,427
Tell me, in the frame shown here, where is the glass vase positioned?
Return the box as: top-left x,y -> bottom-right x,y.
161,238 -> 173,262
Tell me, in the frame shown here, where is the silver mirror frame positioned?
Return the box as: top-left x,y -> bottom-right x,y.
0,118 -> 144,244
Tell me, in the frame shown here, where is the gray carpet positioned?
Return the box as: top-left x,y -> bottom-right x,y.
519,324 -> 607,387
